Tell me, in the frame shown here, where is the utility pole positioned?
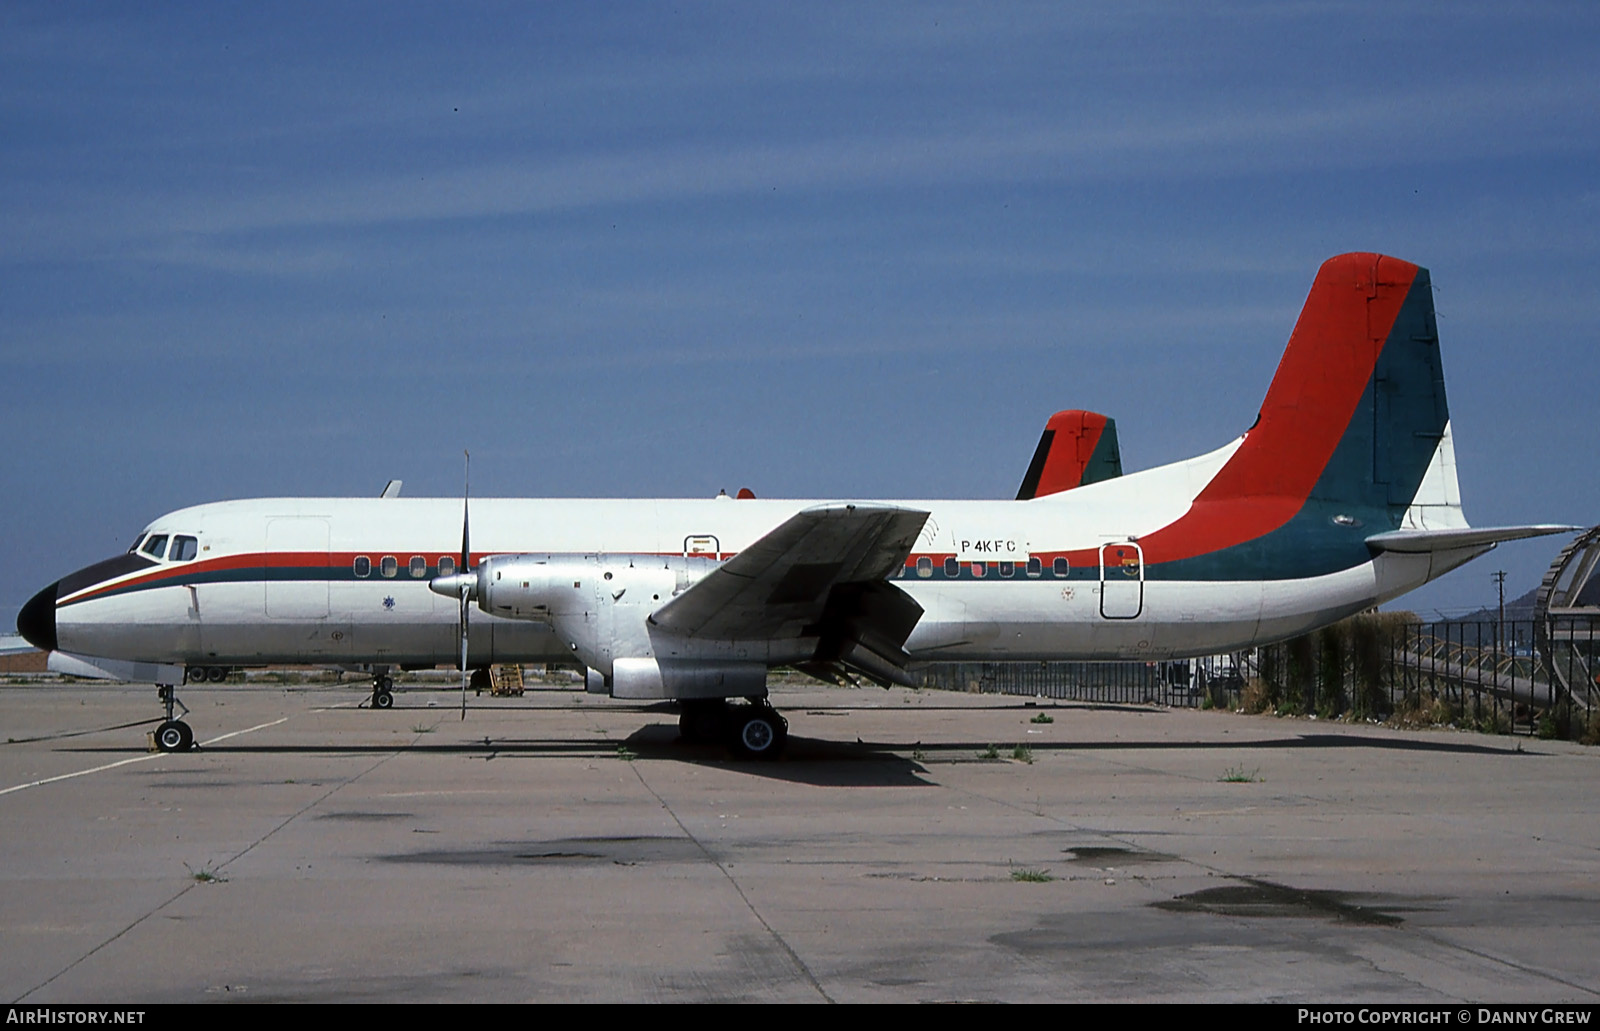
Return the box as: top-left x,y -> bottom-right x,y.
1493,570 -> 1507,653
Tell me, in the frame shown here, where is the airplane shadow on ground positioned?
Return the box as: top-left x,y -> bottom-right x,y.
51,719 -> 1540,790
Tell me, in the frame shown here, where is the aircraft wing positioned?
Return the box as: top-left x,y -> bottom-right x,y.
1366,525 -> 1579,554
650,503 -> 930,684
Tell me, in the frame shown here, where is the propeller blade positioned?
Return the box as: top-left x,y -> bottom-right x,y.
460,450 -> 470,721
460,449 -> 471,580
460,591 -> 470,721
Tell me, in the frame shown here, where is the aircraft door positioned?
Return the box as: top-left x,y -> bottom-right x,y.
265,518 -> 331,619
684,535 -> 721,560
1099,541 -> 1143,619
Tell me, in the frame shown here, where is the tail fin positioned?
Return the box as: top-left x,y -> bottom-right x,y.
1119,254 -> 1572,577
1016,410 -> 1123,499
1205,252 -> 1449,514
1137,254 -> 1458,568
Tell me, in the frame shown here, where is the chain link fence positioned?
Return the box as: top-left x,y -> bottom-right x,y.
915,611 -> 1600,741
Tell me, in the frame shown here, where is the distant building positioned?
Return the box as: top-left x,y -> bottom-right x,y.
0,649 -> 48,674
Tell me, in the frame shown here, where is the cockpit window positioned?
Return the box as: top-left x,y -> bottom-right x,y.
169,536 -> 199,561
141,535 -> 169,559
128,534 -> 146,554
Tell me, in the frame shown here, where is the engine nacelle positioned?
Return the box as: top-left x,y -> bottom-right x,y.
612,657 -> 768,700
476,555 -> 600,620
466,554 -> 681,678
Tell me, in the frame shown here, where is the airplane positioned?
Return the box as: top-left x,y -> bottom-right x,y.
1016,409 -> 1123,499
107,416 -> 1112,692
15,252 -> 1575,759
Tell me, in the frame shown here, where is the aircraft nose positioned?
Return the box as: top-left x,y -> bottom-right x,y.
17,581 -> 59,652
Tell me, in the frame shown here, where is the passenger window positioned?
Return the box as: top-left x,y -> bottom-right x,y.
1052,557 -> 1069,577
141,535 -> 169,559
380,556 -> 398,578
915,556 -> 933,579
438,556 -> 455,577
999,561 -> 1014,578
409,556 -> 427,578
972,561 -> 986,578
354,556 -> 371,578
170,536 -> 198,561
1026,557 -> 1042,578
944,557 -> 959,577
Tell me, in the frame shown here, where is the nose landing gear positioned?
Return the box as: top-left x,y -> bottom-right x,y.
153,684 -> 194,753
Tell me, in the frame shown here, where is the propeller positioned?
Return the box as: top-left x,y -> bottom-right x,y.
458,450 -> 470,720
429,451 -> 477,720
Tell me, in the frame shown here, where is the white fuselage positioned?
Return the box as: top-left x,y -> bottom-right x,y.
54,478 -> 1482,673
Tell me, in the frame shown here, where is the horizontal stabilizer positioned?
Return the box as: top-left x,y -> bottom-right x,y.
1366,525 -> 1579,554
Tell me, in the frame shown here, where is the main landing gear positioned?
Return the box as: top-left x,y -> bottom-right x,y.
153,684 -> 194,753
678,699 -> 789,760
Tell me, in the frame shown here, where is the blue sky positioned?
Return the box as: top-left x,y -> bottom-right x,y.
4,2 -> 1598,620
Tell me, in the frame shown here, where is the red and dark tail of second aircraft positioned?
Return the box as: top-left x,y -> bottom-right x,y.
1016,410 -> 1124,499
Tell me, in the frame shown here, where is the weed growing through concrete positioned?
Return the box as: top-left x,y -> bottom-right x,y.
1011,744 -> 1034,763
1030,713 -> 1054,724
1220,765 -> 1260,783
979,744 -> 1000,760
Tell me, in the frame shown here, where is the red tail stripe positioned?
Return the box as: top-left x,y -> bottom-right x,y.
1134,253 -> 1419,564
